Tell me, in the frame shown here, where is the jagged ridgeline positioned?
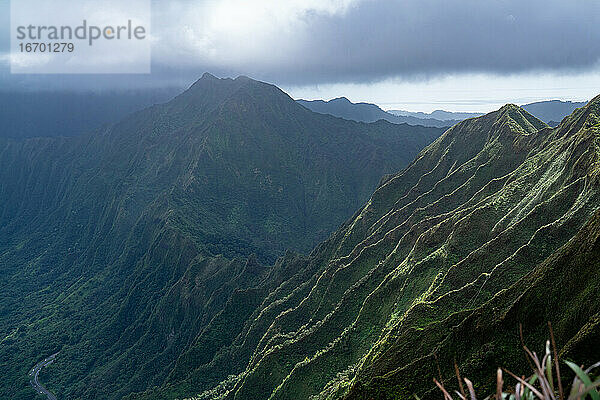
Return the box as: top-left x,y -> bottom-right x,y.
131,97 -> 600,399
0,75 -> 444,399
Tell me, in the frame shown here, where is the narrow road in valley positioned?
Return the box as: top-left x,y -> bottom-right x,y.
29,353 -> 59,400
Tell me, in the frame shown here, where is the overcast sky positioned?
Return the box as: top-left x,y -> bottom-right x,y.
1,0 -> 599,112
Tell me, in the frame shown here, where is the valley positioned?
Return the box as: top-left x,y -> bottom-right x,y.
0,75 -> 444,399
130,95 -> 600,400
1,84 -> 598,400
2,1 -> 598,399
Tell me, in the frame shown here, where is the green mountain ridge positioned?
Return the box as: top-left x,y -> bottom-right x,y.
1,76 -> 598,399
130,97 -> 600,399
299,98 -> 587,129
0,75 -> 444,399
389,99 -> 588,126
297,97 -> 458,128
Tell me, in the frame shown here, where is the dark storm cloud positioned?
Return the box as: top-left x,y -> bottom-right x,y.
246,0 -> 600,84
1,0 -> 599,90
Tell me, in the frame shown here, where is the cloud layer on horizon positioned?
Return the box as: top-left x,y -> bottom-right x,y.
0,0 -> 599,90
151,0 -> 600,85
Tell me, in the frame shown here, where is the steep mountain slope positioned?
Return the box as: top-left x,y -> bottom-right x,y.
134,97 -> 600,400
297,97 -> 455,128
0,74 -> 444,399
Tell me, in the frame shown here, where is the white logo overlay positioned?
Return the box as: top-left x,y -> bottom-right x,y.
10,0 -> 151,74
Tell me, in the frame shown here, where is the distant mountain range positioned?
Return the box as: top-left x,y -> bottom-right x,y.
1,73 -> 598,400
0,91 -> 586,140
297,97 -> 459,128
391,100 -> 587,126
300,97 -> 588,128
520,99 -> 587,126
387,109 -> 482,121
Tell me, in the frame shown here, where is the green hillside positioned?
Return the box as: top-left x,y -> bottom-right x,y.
0,75 -> 443,399
131,97 -> 600,400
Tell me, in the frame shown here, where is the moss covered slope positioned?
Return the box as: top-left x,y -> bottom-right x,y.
145,98 -> 600,400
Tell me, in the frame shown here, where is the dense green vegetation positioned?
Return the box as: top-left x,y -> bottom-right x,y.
129,97 -> 600,400
0,74 -> 443,399
434,335 -> 600,400
1,73 -> 598,400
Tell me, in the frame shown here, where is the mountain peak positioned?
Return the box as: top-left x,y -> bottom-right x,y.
495,103 -> 547,134
200,72 -> 219,81
574,94 -> 600,129
582,95 -> 600,120
497,104 -> 525,120
187,72 -> 231,92
173,73 -> 280,115
189,72 -> 261,90
330,97 -> 352,103
499,103 -> 520,111
588,94 -> 600,107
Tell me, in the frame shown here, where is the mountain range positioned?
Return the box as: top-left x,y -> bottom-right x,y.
0,74 -> 444,399
301,98 -> 587,128
0,89 -> 180,139
387,109 -> 482,121
0,74 -> 598,400
297,97 -> 460,128
520,100 -> 587,126
128,95 -> 600,400
1,89 -> 585,141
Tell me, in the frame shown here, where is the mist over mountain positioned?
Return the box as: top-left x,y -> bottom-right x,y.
0,89 -> 585,142
297,97 -> 456,128
0,89 -> 181,139
0,74 -> 444,399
